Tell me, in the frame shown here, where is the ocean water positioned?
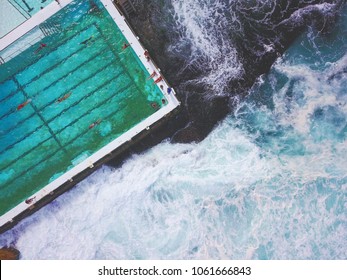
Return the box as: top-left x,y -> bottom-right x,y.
0,1 -> 346,259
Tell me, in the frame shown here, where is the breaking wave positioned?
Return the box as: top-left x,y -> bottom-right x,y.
0,0 -> 346,259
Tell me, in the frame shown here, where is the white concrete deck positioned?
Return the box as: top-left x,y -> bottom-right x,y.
0,0 -> 27,38
0,0 -> 180,229
0,0 -> 72,51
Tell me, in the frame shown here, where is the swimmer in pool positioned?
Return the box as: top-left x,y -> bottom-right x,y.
34,43 -> 47,54
80,35 -> 94,45
56,92 -> 72,103
89,118 -> 102,129
17,99 -> 32,110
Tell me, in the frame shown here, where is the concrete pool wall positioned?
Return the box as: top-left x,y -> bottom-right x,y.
0,0 -> 180,233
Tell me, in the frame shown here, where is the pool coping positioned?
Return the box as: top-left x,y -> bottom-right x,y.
0,0 -> 180,232
0,0 -> 71,51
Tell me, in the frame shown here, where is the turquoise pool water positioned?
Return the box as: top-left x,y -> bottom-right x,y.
0,0 -> 167,215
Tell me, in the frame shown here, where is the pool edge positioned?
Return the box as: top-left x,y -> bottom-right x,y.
0,0 -> 181,233
0,106 -> 180,234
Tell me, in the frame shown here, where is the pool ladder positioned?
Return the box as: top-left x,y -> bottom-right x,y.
39,22 -> 62,37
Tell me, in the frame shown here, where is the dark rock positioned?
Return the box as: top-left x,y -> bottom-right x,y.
0,247 -> 20,260
172,124 -> 203,143
121,0 -> 344,145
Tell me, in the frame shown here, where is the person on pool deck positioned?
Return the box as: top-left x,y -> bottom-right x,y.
154,76 -> 163,84
34,43 -> 47,54
144,50 -> 150,61
25,196 -> 36,204
147,71 -> 157,80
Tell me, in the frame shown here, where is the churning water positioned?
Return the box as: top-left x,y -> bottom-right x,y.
0,0 -> 346,259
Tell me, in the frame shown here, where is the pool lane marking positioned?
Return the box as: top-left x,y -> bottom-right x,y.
0,61 -> 121,157
13,76 -> 67,152
0,83 -> 139,193
0,47 -> 112,136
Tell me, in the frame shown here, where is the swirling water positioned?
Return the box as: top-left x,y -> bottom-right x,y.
0,1 -> 346,259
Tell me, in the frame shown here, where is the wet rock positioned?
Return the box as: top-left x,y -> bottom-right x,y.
172,124 -> 203,143
172,92 -> 231,143
115,0 -> 344,144
0,247 -> 20,260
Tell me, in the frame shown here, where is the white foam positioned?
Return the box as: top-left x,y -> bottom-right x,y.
1,103 -> 345,258
171,0 -> 244,94
0,0 -> 346,260
273,62 -> 339,134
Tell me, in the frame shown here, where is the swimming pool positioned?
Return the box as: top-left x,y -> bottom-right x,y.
0,0 -> 177,219
0,0 -> 55,38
